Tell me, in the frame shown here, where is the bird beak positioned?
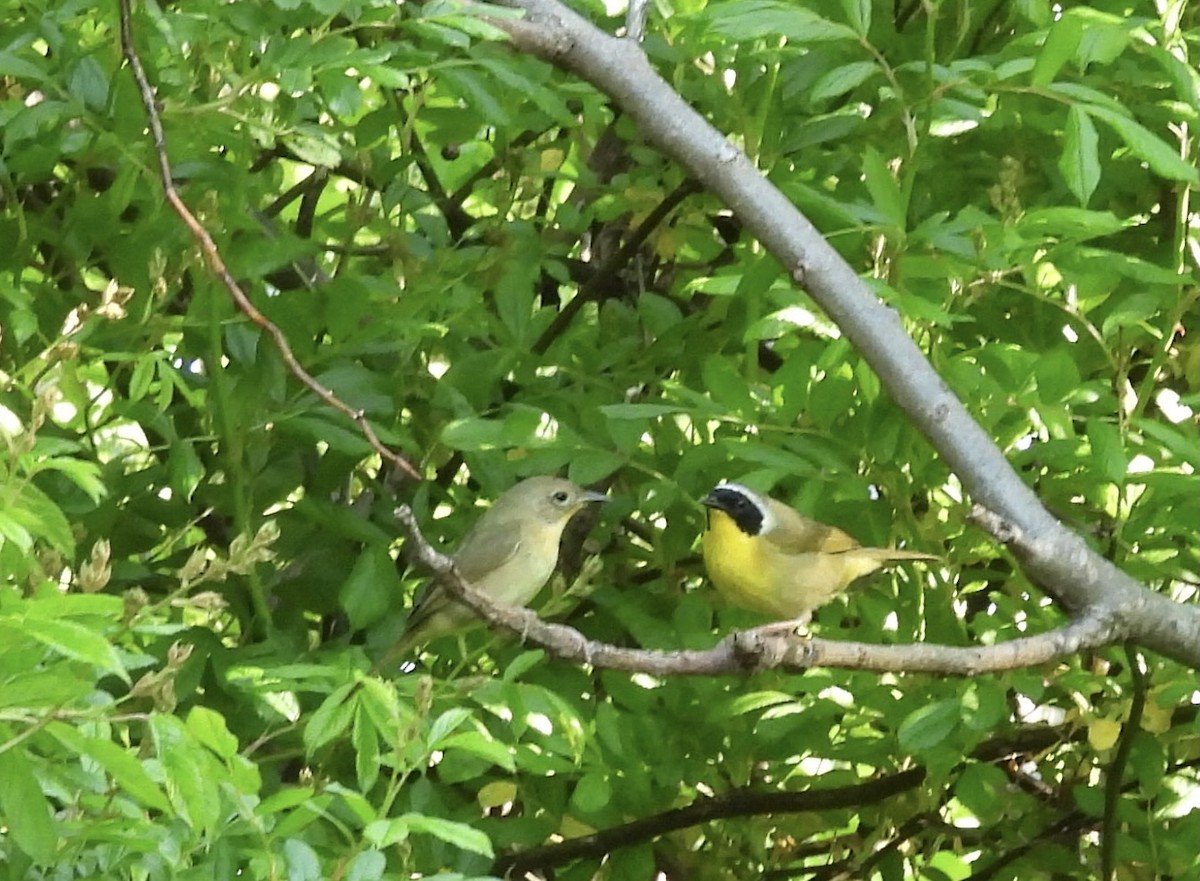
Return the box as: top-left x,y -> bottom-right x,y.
700,491 -> 720,508
581,490 -> 611,505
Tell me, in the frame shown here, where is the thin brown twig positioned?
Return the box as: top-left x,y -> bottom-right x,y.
116,0 -> 420,481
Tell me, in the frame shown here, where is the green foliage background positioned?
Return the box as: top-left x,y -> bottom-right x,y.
0,0 -> 1197,878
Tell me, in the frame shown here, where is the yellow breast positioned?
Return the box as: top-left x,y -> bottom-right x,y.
702,510 -> 793,617
702,509 -> 884,619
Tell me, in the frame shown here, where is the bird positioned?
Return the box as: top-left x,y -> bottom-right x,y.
391,476 -> 609,655
700,482 -> 936,628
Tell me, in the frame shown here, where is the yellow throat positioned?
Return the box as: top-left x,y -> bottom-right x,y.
702,507 -> 783,617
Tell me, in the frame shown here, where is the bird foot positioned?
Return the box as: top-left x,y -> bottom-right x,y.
751,615 -> 813,641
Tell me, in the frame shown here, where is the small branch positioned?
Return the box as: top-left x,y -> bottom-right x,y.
394,505 -> 1119,677
974,754 -> 1200,880
1101,644 -> 1147,881
495,724 -> 1089,877
117,0 -> 420,481
532,177 -> 702,354
624,0 -> 649,41
494,767 -> 926,877
969,809 -> 1093,881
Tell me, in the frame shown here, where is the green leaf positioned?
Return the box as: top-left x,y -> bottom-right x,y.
0,670 -> 92,709
1031,14 -> 1082,86
345,850 -> 387,881
357,676 -> 412,734
719,439 -> 824,476
0,512 -> 34,551
898,699 -> 960,751
353,703 -> 381,793
283,838 -> 322,881
427,706 -> 474,747
702,355 -> 756,413
363,816 -> 410,848
1134,419 -> 1200,469
128,353 -> 156,403
570,772 -> 612,814
303,684 -> 358,755
1101,292 -> 1162,338
149,713 -> 221,833
441,730 -> 516,771
15,616 -> 128,683
954,764 -> 1010,824
47,722 -> 173,813
567,448 -> 625,484
502,649 -> 546,682
284,124 -> 343,167
1015,208 -> 1128,241
402,813 -> 494,858
187,706 -> 240,760
1086,418 -> 1127,485
476,58 -> 574,126
256,786 -> 318,818
838,0 -> 871,35
810,61 -> 877,103
1074,14 -> 1130,68
3,481 -> 74,556
67,56 -> 109,112
723,690 -> 796,717
340,545 -> 403,630
493,249 -> 537,344
33,456 -> 106,503
0,732 -> 57,864
1127,730 -> 1166,792
1060,106 -> 1100,206
600,403 -> 685,419
1034,348 -> 1083,405
441,416 -> 505,451
1081,103 -> 1200,184
279,415 -> 375,456
438,67 -> 509,125
862,145 -> 907,231
705,1 -> 858,43
0,50 -> 48,80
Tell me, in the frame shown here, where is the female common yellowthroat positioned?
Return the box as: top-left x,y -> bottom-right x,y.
393,476 -> 608,653
701,483 -> 936,624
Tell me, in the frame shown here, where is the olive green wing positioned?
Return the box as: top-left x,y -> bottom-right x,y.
398,511 -> 523,644
451,510 -> 524,584
763,502 -> 862,555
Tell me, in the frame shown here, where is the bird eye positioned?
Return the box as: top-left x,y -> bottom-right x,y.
552,490 -> 570,503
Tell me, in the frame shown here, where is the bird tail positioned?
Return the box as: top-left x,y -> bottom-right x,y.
859,548 -> 940,564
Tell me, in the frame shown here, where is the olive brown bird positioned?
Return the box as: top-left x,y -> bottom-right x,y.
391,476 -> 609,655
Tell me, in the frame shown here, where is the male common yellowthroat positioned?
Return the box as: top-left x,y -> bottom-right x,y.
701,483 -> 936,625
392,476 -> 608,654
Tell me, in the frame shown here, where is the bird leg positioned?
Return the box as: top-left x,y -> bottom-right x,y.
751,612 -> 813,640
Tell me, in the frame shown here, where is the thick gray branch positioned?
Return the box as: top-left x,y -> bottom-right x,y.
484,0 -> 1200,669
395,506 -> 1119,676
